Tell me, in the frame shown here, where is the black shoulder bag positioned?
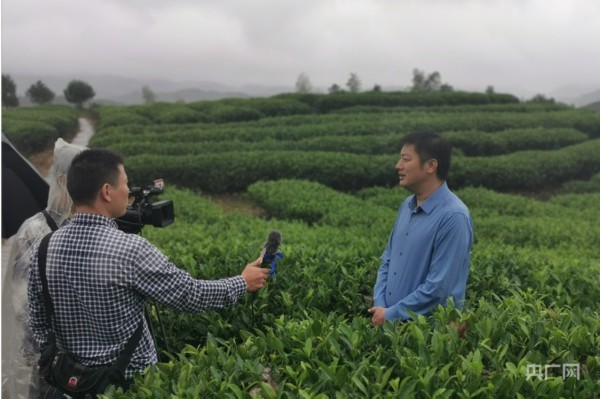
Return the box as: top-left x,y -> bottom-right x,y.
37,232 -> 144,398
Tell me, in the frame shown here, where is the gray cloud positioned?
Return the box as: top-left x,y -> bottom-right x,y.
2,0 -> 599,97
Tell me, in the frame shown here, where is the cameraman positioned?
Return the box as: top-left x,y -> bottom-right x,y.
27,149 -> 269,390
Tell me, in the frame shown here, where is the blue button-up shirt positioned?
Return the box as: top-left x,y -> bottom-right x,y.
373,182 -> 473,321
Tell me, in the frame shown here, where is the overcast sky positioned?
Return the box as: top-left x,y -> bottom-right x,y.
2,0 -> 599,97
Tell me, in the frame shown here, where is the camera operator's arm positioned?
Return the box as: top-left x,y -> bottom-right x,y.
131,237 -> 267,313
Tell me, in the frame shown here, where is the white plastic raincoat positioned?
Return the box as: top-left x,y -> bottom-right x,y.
2,138 -> 86,398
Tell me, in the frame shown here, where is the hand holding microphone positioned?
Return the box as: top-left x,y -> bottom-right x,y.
242,230 -> 283,292
242,257 -> 269,292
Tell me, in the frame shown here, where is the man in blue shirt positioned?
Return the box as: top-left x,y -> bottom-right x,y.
369,132 -> 473,325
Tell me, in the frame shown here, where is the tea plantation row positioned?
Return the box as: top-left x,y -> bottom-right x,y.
89,102 -> 600,195
115,139 -> 599,193
94,92 -> 522,128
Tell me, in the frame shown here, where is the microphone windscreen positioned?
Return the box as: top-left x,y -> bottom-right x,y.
264,230 -> 282,256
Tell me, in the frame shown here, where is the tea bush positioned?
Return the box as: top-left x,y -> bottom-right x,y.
2,105 -> 79,155
1,120 -> 59,155
449,139 -> 600,191
443,127 -> 588,156
331,102 -> 570,115
123,151 -> 397,193
312,92 -> 519,113
94,106 -> 152,129
560,172 -> 600,194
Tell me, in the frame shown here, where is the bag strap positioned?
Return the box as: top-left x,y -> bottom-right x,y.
38,232 -> 58,357
41,210 -> 59,232
37,232 -> 144,374
112,319 -> 144,372
38,232 -> 55,323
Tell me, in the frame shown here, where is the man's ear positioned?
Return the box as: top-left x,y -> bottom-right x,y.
99,183 -> 112,202
426,159 -> 438,175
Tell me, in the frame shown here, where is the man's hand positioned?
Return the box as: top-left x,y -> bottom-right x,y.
368,306 -> 387,326
241,257 -> 270,292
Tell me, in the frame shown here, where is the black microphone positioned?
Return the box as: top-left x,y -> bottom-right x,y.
261,230 -> 282,268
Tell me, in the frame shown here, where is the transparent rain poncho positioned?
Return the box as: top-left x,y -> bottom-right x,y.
1,138 -> 86,398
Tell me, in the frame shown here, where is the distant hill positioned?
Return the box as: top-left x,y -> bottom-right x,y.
8,72 -> 598,106
573,89 -> 600,107
9,73 -> 293,105
581,100 -> 600,111
109,88 -> 251,105
550,86 -> 600,106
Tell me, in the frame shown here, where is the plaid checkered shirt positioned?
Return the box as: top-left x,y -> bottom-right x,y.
28,213 -> 247,380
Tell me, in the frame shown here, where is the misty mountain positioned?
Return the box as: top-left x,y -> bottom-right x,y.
110,88 -> 251,105
582,100 -> 600,111
550,86 -> 600,106
9,73 -> 294,105
573,89 -> 600,108
7,73 -> 598,106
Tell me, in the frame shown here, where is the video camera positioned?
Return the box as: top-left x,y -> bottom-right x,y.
115,179 -> 174,234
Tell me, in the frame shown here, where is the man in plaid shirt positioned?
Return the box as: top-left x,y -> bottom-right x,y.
28,149 -> 269,388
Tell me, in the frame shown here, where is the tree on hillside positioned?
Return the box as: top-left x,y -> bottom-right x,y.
485,85 -> 495,94
328,84 -> 343,94
372,84 -> 382,92
26,80 -> 55,105
411,69 -> 453,92
411,69 -> 426,92
64,80 -> 95,108
440,83 -> 454,92
142,85 -> 156,104
423,71 -> 441,91
527,94 -> 556,104
2,74 -> 19,108
346,73 -> 361,93
295,73 -> 313,94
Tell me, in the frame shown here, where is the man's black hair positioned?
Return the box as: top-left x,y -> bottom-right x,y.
67,149 -> 124,206
399,131 -> 452,180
